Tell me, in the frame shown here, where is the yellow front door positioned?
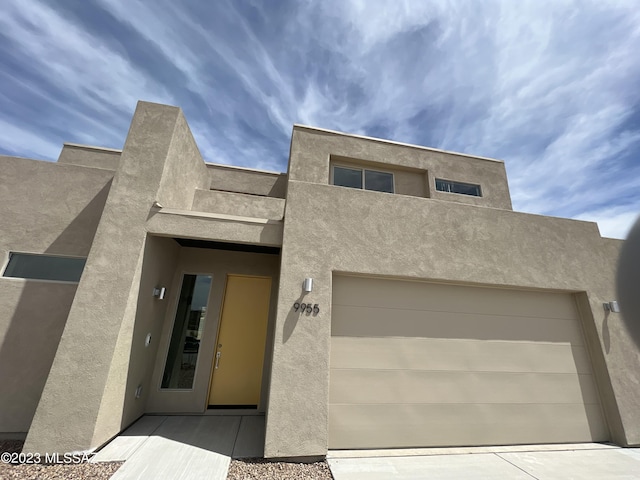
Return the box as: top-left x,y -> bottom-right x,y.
208,274 -> 271,407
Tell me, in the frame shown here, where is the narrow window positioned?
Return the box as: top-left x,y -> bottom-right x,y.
162,274 -> 212,389
3,252 -> 86,282
435,179 -> 482,197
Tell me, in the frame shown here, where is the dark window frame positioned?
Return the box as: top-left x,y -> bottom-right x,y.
435,178 -> 482,197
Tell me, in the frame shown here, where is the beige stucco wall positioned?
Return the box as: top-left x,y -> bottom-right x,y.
147,211 -> 283,247
23,102 -> 210,454
289,126 -> 512,210
208,164 -> 287,198
109,236 -> 180,434
0,157 -> 112,435
58,144 -> 121,171
264,133 -> 636,457
0,281 -> 77,435
192,189 -> 285,219
0,156 -> 113,257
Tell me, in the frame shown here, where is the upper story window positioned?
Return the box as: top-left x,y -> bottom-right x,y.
332,166 -> 394,193
435,178 -> 482,197
3,252 -> 86,282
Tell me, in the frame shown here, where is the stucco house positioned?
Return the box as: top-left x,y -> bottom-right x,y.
1,101 -> 638,458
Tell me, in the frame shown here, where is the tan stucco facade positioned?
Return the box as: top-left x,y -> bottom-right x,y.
262,126 -> 638,457
0,101 -> 637,457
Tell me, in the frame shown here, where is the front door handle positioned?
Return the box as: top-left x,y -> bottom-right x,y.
215,351 -> 221,369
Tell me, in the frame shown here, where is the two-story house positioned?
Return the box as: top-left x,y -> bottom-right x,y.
1,101 -> 638,458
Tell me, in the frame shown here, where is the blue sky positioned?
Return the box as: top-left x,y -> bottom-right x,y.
1,0 -> 639,239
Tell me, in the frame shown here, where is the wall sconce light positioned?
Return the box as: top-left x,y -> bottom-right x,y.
303,278 -> 313,293
135,384 -> 143,399
603,301 -> 620,313
153,287 -> 166,300
152,200 -> 164,209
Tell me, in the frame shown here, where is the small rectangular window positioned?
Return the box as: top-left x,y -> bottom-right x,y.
3,252 -> 86,282
333,166 -> 394,193
435,179 -> 482,197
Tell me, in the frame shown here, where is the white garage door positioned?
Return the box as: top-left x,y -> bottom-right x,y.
329,275 -> 608,449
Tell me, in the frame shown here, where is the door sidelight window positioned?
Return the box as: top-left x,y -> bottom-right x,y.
161,274 -> 212,389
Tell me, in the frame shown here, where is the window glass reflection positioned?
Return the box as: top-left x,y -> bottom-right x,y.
333,166 -> 363,189
161,274 -> 212,389
364,170 -> 394,193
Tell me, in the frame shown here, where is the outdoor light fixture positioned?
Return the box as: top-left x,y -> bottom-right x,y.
153,287 -> 166,299
303,278 -> 313,293
152,200 -> 164,209
604,301 -> 620,313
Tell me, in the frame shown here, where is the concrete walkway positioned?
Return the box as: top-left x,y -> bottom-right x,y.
328,443 -> 640,480
93,420 -> 640,480
92,415 -> 264,480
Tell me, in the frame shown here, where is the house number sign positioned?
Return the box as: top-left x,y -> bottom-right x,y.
294,302 -> 319,314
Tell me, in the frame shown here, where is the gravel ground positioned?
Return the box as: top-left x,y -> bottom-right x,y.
0,440 -> 122,480
2,441 -> 334,480
227,458 -> 334,480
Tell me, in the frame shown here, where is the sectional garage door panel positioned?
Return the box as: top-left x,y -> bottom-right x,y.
331,337 -> 595,375
330,370 -> 602,406
329,276 -> 608,449
332,305 -> 585,343
332,276 -> 579,319
329,403 -> 608,449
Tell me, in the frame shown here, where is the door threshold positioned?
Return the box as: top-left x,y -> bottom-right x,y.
204,409 -> 264,416
208,405 -> 257,409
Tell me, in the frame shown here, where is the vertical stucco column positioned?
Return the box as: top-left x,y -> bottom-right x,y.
264,182 -> 334,458
24,101 -> 208,453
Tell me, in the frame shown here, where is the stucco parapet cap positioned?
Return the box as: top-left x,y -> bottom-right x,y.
205,161 -> 285,176
156,208 -> 283,225
62,143 -> 122,153
1,154 -> 116,174
293,124 -> 505,164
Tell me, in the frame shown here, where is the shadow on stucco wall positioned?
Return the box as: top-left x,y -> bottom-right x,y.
46,183 -> 111,255
0,185 -> 110,435
283,289 -> 319,343
0,280 -> 75,435
118,235 -> 179,432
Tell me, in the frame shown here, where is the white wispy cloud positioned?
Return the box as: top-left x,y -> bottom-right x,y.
0,0 -> 174,159
1,0 -> 638,238
284,0 -> 640,238
0,117 -> 62,160
575,207 -> 640,240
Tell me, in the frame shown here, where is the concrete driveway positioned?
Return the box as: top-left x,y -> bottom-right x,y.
328,443 -> 640,480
